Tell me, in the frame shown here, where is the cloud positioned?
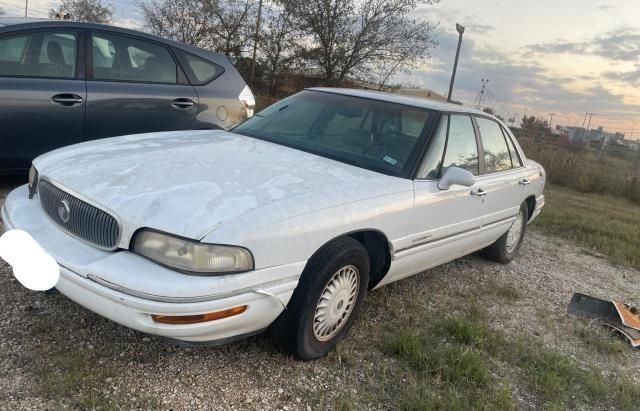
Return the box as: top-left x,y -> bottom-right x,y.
400,29 -> 640,122
525,27 -> 640,62
604,64 -> 640,86
2,0 -> 53,18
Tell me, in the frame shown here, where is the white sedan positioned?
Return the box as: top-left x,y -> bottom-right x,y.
1,88 -> 545,359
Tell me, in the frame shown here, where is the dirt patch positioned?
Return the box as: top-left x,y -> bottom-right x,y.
1,181 -> 639,409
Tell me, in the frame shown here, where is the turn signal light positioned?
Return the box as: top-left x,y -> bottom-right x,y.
151,305 -> 247,325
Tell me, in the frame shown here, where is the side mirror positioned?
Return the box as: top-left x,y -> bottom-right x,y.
438,166 -> 476,190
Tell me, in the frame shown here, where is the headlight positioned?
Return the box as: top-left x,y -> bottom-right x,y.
28,165 -> 38,199
132,230 -> 254,274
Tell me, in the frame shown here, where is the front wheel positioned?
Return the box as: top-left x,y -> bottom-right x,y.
269,237 -> 369,360
483,202 -> 528,264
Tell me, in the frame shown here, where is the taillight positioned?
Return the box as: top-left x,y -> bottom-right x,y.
239,86 -> 255,118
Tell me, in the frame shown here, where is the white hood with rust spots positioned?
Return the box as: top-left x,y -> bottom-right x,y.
33,130 -> 393,246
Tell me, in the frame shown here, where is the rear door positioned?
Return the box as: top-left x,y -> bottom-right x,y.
84,30 -> 198,140
473,116 -> 529,227
0,28 -> 85,170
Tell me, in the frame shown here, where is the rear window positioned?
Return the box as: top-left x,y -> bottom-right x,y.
174,49 -> 224,85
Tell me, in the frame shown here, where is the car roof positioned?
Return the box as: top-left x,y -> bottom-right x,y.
308,87 -> 487,116
0,17 -> 48,27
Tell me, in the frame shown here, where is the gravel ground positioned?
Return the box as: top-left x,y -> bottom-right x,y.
1,178 -> 639,409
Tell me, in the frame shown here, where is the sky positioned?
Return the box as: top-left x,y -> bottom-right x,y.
2,0 -> 639,138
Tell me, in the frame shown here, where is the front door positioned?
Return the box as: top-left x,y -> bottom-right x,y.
84,30 -> 198,140
381,114 -> 485,284
0,28 -> 85,171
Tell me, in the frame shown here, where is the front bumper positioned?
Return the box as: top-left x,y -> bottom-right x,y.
2,185 -> 303,343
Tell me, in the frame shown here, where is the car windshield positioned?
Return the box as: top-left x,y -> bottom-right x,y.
233,90 -> 434,177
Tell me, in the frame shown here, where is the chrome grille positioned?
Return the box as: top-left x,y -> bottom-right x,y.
38,180 -> 120,249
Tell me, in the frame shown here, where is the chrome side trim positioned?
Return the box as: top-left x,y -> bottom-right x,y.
394,215 -> 517,256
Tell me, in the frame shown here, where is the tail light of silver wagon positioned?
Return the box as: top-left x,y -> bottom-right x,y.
239,86 -> 255,119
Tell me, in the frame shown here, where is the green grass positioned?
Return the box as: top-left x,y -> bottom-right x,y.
533,184 -> 640,269
383,308 -> 640,410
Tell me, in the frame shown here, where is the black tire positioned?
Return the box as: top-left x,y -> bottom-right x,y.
483,202 -> 528,264
269,237 -> 370,360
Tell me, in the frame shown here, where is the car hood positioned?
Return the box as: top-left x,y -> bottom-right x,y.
34,130 -> 388,243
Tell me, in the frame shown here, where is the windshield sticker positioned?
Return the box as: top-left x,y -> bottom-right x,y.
383,155 -> 399,166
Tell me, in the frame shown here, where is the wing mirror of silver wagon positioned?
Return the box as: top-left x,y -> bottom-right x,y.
437,166 -> 476,190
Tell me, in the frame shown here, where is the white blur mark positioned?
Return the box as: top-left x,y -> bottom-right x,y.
0,230 -> 60,291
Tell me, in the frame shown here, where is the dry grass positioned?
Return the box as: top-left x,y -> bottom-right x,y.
532,184 -> 640,269
521,140 -> 640,203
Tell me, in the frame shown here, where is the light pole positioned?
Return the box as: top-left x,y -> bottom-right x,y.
447,23 -> 465,102
25,0 -> 28,17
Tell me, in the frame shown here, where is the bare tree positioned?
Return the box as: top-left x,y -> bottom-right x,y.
140,0 -> 214,48
260,1 -> 299,94
204,0 -> 257,57
140,0 -> 257,57
49,0 -> 114,23
291,0 -> 437,85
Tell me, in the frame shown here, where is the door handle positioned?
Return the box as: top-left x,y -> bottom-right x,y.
471,188 -> 487,197
171,98 -> 195,109
51,94 -> 84,106
519,179 -> 531,186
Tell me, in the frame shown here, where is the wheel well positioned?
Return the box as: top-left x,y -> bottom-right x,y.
347,231 -> 392,289
525,196 -> 536,221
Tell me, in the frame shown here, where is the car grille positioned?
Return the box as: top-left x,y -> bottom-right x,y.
38,180 -> 120,249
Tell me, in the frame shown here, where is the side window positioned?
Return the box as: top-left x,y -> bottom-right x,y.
417,115 -> 448,179
173,49 -> 223,85
501,126 -> 523,167
91,32 -> 177,84
442,115 -> 479,175
476,117 -> 512,173
0,31 -> 77,78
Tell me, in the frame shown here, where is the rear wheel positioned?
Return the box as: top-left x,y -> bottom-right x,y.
269,237 -> 369,360
483,202 -> 528,264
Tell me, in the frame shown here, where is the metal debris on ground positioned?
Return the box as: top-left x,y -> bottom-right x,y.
568,293 -> 640,348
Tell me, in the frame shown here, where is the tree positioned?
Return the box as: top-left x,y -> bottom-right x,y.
260,1 -> 299,95
290,0 -> 437,85
520,115 -> 550,136
204,0 -> 257,57
140,0 -> 257,57
49,0 -> 114,24
140,0 -> 214,48
483,107 -> 504,122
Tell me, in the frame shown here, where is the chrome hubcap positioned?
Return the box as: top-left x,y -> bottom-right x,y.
313,265 -> 359,342
506,210 -> 525,253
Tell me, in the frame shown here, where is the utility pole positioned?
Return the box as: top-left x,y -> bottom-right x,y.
548,113 -> 556,129
447,23 -> 465,102
249,0 -> 264,85
476,79 -> 488,110
25,0 -> 28,17
585,113 -> 595,141
629,119 -> 638,140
